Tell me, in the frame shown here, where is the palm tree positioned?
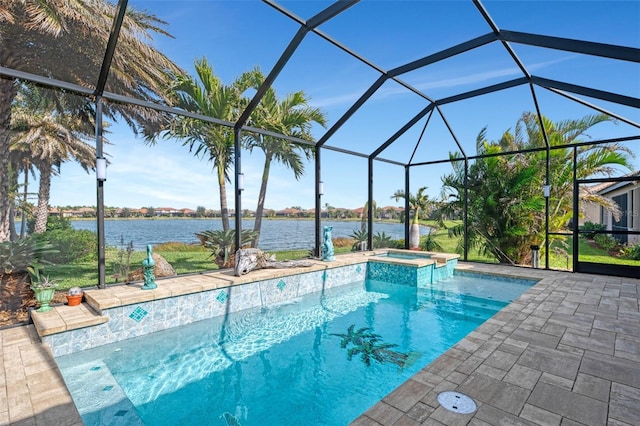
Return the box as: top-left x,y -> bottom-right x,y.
7,132 -> 37,240
391,187 -> 433,249
10,86 -> 96,234
154,58 -> 262,231
440,112 -> 633,264
324,203 -> 335,219
0,1 -> 181,241
245,80 -> 327,247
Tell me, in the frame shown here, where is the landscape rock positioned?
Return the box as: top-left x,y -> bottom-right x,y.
128,253 -> 176,282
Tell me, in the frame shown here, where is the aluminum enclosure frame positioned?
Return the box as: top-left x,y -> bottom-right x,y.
1,0 -> 638,285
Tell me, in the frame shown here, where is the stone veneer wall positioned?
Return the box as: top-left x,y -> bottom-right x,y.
44,263 -> 367,357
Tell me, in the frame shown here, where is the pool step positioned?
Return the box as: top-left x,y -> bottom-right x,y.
419,287 -> 508,310
416,287 -> 507,321
418,298 -> 503,322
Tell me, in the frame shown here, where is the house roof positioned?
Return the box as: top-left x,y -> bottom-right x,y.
591,170 -> 640,195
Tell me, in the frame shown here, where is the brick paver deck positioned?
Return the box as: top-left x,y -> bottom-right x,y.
1,262 -> 638,425
352,264 -> 639,426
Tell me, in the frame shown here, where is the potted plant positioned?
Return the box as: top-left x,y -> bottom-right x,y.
66,287 -> 84,306
30,276 -> 58,312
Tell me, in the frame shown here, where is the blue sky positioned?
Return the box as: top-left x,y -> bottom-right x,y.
49,0 -> 640,212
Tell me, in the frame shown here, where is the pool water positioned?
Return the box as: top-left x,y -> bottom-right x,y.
56,273 -> 535,426
374,251 -> 431,260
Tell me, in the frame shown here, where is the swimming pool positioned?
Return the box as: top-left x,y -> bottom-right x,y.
55,272 -> 535,425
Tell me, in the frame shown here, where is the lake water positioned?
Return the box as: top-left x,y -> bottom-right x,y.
71,219 -> 428,251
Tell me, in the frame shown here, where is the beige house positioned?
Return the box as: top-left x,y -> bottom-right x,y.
584,171 -> 640,245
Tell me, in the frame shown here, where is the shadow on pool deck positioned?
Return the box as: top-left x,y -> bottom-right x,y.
1,261 -> 638,425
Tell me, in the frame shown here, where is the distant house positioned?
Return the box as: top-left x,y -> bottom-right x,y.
276,208 -> 302,217
155,207 -> 180,217
584,171 -> 639,245
351,207 -> 365,218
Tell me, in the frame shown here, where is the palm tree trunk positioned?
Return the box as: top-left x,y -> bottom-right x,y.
20,162 -> 28,239
218,167 -> 230,231
7,158 -> 19,241
0,77 -> 18,242
33,163 -> 53,234
252,154 -> 272,247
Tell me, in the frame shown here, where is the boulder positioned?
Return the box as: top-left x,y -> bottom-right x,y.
128,253 -> 176,282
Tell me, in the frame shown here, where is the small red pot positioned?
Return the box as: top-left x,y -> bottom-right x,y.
66,294 -> 83,306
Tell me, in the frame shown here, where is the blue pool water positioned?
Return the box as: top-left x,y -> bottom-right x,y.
56,273 -> 535,426
374,251 -> 431,260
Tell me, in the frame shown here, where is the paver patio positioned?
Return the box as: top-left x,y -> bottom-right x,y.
1,262 -> 638,425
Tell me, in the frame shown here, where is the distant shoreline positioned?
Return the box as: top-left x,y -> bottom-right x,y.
73,216 -> 401,224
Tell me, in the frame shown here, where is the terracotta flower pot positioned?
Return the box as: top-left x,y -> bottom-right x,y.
66,294 -> 83,306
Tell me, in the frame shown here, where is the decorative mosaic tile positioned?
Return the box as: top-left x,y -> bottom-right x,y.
103,385 -> 114,391
90,366 -> 101,371
216,290 -> 228,304
114,410 -> 128,417
277,280 -> 287,291
322,270 -> 327,280
368,262 -> 417,286
356,265 -> 362,274
128,306 -> 148,322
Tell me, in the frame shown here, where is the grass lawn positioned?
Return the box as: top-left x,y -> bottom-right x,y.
44,246 -> 215,291
43,225 -> 637,291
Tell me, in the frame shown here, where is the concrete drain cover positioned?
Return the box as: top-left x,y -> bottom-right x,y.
437,391 -> 477,414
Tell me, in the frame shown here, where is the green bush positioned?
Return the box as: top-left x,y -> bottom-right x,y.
27,214 -> 72,234
593,233 -> 618,252
580,221 -> 605,239
621,243 -> 640,260
36,229 -> 97,263
372,231 -> 394,249
420,232 -> 443,251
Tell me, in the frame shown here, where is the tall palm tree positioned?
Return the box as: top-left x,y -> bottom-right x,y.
391,186 -> 433,249
246,82 -> 327,247
10,86 -> 96,233
0,1 -> 181,241
153,58 -> 262,231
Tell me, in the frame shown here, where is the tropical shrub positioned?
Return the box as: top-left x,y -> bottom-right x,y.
349,229 -> 368,251
621,243 -> 640,260
196,229 -> 259,267
593,234 -> 618,252
27,214 -> 72,234
420,232 -> 443,251
0,237 -> 56,276
35,229 -> 97,263
580,221 -> 605,239
372,231 -> 394,249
